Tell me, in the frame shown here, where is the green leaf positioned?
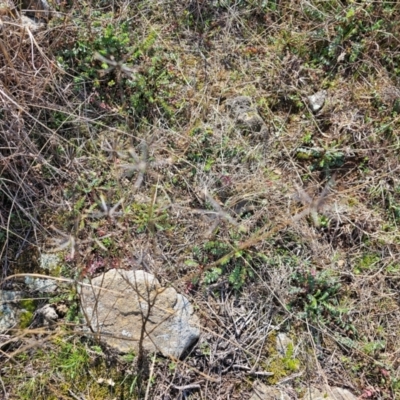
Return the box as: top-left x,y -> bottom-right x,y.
184,259 -> 199,267
346,8 -> 355,19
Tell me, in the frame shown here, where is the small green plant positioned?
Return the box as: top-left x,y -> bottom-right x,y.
121,351 -> 136,363
288,268 -> 354,334
204,240 -> 231,258
186,127 -> 215,173
18,310 -> 34,329
13,342 -> 89,397
386,263 -> 400,274
354,253 -> 380,274
203,267 -> 223,284
296,146 -> 345,173
18,299 -> 36,329
101,236 -> 113,248
168,362 -> 177,372
195,241 -> 232,285
316,149 -> 345,171
199,341 -> 211,356
127,199 -> 170,234
228,264 -> 252,290
58,13 -> 176,122
91,345 -> 103,354
265,334 -> 301,385
193,241 -> 232,266
362,340 -> 386,355
302,131 -> 312,144
53,339 -> 89,380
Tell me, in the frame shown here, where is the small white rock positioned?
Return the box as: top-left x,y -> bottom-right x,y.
308,90 -> 327,113
37,304 -> 58,323
40,253 -> 60,272
276,332 -> 292,355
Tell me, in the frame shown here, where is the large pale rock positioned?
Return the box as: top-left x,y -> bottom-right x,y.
80,269 -> 200,358
249,381 -> 290,400
305,386 -> 357,400
249,382 -> 356,400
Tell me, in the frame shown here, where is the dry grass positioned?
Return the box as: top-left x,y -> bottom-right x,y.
1,0 -> 400,398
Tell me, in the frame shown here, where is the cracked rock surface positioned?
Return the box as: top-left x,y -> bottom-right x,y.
80,269 -> 200,358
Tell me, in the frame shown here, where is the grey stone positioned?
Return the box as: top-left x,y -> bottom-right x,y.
24,276 -> 58,293
39,253 -> 60,272
0,291 -> 24,332
307,90 -> 327,113
37,304 -> 58,324
249,381 -> 290,400
80,269 -> 200,358
0,303 -> 18,332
